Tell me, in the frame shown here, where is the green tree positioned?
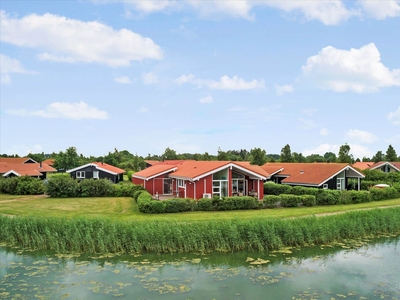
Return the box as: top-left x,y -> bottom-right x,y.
337,143 -> 353,163
306,154 -> 324,163
372,150 -> 385,163
249,147 -> 267,166
53,147 -> 80,171
162,147 -> 178,160
27,152 -> 46,162
280,144 -> 293,162
386,145 -> 397,161
323,152 -> 337,162
217,147 -> 229,161
292,152 -> 306,162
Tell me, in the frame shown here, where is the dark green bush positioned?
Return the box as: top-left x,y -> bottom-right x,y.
264,182 -> 292,195
263,195 -> 280,208
291,186 -> 319,196
301,195 -> 316,207
196,198 -> 213,211
44,176 -> 79,198
79,178 -> 114,197
0,176 -> 44,195
280,194 -> 300,207
112,182 -> 144,197
164,198 -> 196,213
347,190 -> 371,204
316,190 -> 341,206
0,177 -> 18,194
136,191 -> 157,213
370,187 -> 399,201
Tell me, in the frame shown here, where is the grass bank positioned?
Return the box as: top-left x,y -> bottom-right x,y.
1,208 -> 400,254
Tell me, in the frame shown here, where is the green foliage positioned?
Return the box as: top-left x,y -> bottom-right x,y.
164,198 -> 196,213
363,169 -> 387,181
279,194 -> 300,207
0,176 -> 44,195
79,179 -> 114,197
196,198 -> 213,211
126,171 -> 135,181
301,195 -> 316,207
290,186 -> 319,196
264,182 -> 292,195
112,182 -> 144,197
45,176 -> 79,198
280,144 -> 293,162
263,195 -> 280,208
249,147 -> 267,166
316,190 -> 341,206
345,190 -> 371,204
369,187 -> 399,201
2,208 -> 400,254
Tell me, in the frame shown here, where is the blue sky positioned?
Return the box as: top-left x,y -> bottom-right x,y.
1,0 -> 399,159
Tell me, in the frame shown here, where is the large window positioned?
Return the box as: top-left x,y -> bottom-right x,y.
93,171 -> 99,179
164,178 -> 173,195
213,169 -> 228,198
177,179 -> 185,188
76,171 -> 85,179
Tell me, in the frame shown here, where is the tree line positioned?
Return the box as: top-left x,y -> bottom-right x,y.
1,144 -> 398,171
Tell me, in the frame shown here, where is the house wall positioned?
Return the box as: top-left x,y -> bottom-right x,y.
70,165 -> 121,183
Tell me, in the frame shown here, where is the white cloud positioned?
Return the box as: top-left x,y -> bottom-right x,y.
175,74 -> 265,90
388,106 -> 400,125
0,54 -> 36,84
320,128 -> 329,136
275,84 -> 293,96
142,72 -> 158,85
302,108 -> 318,116
0,10 -> 163,67
303,143 -> 338,156
114,76 -> 131,84
138,106 -> 149,113
358,0 -> 400,19
199,95 -> 213,103
346,129 -> 378,144
7,101 -> 108,120
118,0 -> 356,25
348,144 -> 373,159
302,43 -> 400,93
298,117 -> 316,130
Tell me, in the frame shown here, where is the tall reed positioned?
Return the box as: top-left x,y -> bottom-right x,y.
1,208 -> 400,254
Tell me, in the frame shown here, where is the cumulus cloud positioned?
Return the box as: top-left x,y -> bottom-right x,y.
0,10 -> 163,67
320,128 -> 329,136
199,95 -> 213,103
302,43 -> 400,93
114,76 -> 131,84
358,0 -> 400,19
346,129 -> 378,144
7,101 -> 108,120
275,84 -> 293,96
142,72 -> 158,85
174,74 -> 265,90
388,106 -> 400,125
0,54 -> 36,84
117,0 -> 356,25
298,117 -> 316,130
303,143 -> 338,157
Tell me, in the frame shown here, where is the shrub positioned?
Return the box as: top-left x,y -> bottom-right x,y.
370,187 -> 399,201
264,182 -> 292,195
196,198 -> 213,211
0,176 -> 44,195
112,182 -> 144,197
44,176 -> 79,198
346,190 -> 371,204
136,191 -> 156,213
301,195 -> 316,207
164,198 -> 196,213
133,190 -> 145,202
280,194 -> 300,207
126,171 -> 135,182
291,186 -> 319,196
0,177 -> 19,194
263,195 -> 280,208
79,178 -> 114,197
316,190 -> 341,206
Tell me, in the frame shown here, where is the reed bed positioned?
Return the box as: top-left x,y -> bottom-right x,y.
1,207 -> 400,254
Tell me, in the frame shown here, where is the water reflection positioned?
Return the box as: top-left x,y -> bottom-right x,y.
1,236 -> 399,299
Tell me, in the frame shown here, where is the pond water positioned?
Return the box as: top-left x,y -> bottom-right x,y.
1,236 -> 400,300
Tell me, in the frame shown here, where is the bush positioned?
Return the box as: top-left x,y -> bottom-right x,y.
291,186 -> 319,196
301,195 -> 316,207
316,190 -> 341,206
0,176 -> 44,195
263,195 -> 280,208
370,187 -> 399,201
280,194 -> 300,207
136,191 -> 157,213
126,171 -> 135,182
196,198 -> 213,211
264,182 -> 292,195
112,182 -> 144,197
346,190 -> 371,204
44,176 -> 79,198
79,178 -> 114,197
164,198 -> 196,213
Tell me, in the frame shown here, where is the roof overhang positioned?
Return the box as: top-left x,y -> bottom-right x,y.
67,163 -> 123,175
370,162 -> 400,172
132,167 -> 177,181
3,170 -> 21,177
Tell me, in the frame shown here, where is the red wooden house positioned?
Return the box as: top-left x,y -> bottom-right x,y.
132,160 -> 269,200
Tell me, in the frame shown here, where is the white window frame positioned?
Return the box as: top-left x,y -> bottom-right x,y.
177,179 -> 185,188
323,184 -> 328,189
76,171 -> 85,179
93,171 -> 99,179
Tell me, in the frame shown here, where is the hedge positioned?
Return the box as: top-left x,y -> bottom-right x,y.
0,176 -> 44,195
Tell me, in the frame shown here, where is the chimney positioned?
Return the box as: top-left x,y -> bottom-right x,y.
300,170 -> 304,174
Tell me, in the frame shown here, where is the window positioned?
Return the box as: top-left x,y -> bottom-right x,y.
323,184 -> 328,189
76,171 -> 85,179
93,171 -> 99,179
177,179 -> 185,188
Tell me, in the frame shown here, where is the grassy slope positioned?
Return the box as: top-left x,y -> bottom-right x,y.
1,194 -> 400,221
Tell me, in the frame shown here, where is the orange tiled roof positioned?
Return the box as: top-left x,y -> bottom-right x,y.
0,161 -> 56,177
370,161 -> 400,171
144,160 -> 160,166
352,162 -> 374,170
232,161 -> 271,178
0,157 -> 37,164
132,164 -> 178,179
170,161 -> 231,179
262,162 -> 357,186
92,162 -> 125,174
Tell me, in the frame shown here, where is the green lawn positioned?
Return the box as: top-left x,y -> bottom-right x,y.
1,193 -> 400,221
